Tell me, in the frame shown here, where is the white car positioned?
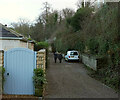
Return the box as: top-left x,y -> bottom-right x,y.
65,50 -> 79,61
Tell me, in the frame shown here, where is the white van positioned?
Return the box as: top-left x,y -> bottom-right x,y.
65,50 -> 79,61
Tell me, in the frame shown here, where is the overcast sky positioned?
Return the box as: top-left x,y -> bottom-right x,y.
0,0 -> 78,25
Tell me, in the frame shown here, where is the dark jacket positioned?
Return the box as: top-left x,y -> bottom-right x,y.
54,53 -> 58,59
57,54 -> 63,60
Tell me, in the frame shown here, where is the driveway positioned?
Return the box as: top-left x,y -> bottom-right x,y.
44,53 -> 118,98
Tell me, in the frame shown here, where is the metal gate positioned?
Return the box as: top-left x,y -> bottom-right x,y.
4,48 -> 36,95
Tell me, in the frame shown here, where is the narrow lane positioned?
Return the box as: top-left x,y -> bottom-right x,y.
44,53 -> 118,98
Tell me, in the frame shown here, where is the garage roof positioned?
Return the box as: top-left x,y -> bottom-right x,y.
0,23 -> 23,38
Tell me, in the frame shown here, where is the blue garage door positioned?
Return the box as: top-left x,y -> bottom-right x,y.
4,48 -> 36,95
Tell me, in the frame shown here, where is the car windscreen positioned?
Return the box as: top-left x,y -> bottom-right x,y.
70,52 -> 78,55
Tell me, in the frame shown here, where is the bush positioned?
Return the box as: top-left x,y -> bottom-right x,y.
0,67 -> 5,94
87,38 -> 99,55
35,41 -> 49,69
34,42 -> 49,51
33,68 -> 46,96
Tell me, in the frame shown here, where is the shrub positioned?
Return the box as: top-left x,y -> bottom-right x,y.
0,67 -> 5,93
87,38 -> 99,55
34,42 -> 49,51
33,68 -> 46,96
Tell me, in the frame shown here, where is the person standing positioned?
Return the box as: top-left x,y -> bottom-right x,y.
58,53 -> 63,63
54,52 -> 58,63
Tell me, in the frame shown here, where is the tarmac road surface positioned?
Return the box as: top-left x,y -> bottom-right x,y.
44,53 -> 118,99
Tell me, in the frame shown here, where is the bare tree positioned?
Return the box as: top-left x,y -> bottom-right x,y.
62,8 -> 75,19
76,0 -> 84,8
42,2 -> 52,23
11,18 -> 31,38
76,0 -> 91,8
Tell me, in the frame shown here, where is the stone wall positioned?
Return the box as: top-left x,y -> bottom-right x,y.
36,49 -> 46,71
0,50 -> 4,67
81,54 -> 97,71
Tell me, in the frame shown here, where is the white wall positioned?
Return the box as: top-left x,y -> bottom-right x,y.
0,39 -> 34,51
81,54 -> 97,71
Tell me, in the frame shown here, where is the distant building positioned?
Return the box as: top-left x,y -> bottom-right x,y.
0,23 -> 34,51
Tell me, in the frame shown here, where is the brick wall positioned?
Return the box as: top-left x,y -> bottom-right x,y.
0,50 -> 4,67
36,49 -> 46,71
